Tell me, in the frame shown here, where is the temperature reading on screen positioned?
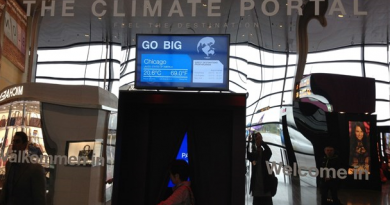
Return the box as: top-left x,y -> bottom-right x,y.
136,34 -> 230,90
143,70 -> 162,76
171,70 -> 188,76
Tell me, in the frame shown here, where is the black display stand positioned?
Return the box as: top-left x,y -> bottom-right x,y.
326,113 -> 381,191
112,91 -> 246,205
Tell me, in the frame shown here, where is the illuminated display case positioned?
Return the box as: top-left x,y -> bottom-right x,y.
0,101 -> 47,177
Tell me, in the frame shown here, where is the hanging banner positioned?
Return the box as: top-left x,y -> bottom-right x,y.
3,0 -> 27,72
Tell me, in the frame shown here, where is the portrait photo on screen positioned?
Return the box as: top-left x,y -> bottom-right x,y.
385,133 -> 390,170
348,121 -> 371,175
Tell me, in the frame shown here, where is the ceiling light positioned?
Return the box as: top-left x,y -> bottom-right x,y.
98,17 -> 102,20
338,14 -> 344,18
339,112 -> 345,114
85,34 -> 89,37
203,4 -> 207,6
278,44 -> 281,47
279,25 -> 283,28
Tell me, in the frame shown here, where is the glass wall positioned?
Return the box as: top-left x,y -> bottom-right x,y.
36,39 -> 390,202
36,43 -> 390,126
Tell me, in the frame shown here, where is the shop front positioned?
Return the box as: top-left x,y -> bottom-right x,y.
0,83 -> 117,205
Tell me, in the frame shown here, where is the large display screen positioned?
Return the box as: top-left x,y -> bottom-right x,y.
384,133 -> 390,171
135,34 -> 230,91
348,121 -> 371,174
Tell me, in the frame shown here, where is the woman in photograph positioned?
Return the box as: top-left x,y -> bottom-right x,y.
349,122 -> 370,171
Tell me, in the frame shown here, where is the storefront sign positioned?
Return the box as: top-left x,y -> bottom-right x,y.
0,85 -> 23,102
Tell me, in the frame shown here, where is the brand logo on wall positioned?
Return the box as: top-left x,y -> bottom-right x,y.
197,37 -> 216,59
0,86 -> 23,102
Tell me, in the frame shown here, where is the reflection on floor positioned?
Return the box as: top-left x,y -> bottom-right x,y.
245,176 -> 390,205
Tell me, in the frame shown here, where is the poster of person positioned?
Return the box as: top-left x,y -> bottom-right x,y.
385,133 -> 390,171
385,133 -> 390,155
348,121 -> 371,175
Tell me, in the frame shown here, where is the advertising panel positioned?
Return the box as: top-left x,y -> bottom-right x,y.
135,34 -> 230,91
348,121 -> 371,174
385,133 -> 390,171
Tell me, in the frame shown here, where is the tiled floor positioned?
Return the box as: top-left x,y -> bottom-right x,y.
245,176 -> 390,205
106,175 -> 389,204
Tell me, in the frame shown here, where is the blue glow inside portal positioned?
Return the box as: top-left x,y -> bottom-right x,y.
168,132 -> 188,187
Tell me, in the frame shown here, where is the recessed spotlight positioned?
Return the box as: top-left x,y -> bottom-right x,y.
279,25 -> 283,28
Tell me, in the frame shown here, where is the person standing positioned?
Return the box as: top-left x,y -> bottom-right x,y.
320,145 -> 343,205
158,159 -> 194,205
247,132 -> 273,205
0,131 -> 46,205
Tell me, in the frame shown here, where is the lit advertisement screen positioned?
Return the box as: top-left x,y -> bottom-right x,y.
384,133 -> 390,171
135,34 -> 230,91
348,121 -> 371,174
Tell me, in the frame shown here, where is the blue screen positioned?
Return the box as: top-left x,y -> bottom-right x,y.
168,133 -> 188,187
135,34 -> 230,91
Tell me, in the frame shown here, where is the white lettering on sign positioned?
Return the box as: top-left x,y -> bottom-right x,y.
142,41 -> 182,50
181,153 -> 188,158
23,0 -> 368,17
163,41 -> 182,49
0,86 -> 24,102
